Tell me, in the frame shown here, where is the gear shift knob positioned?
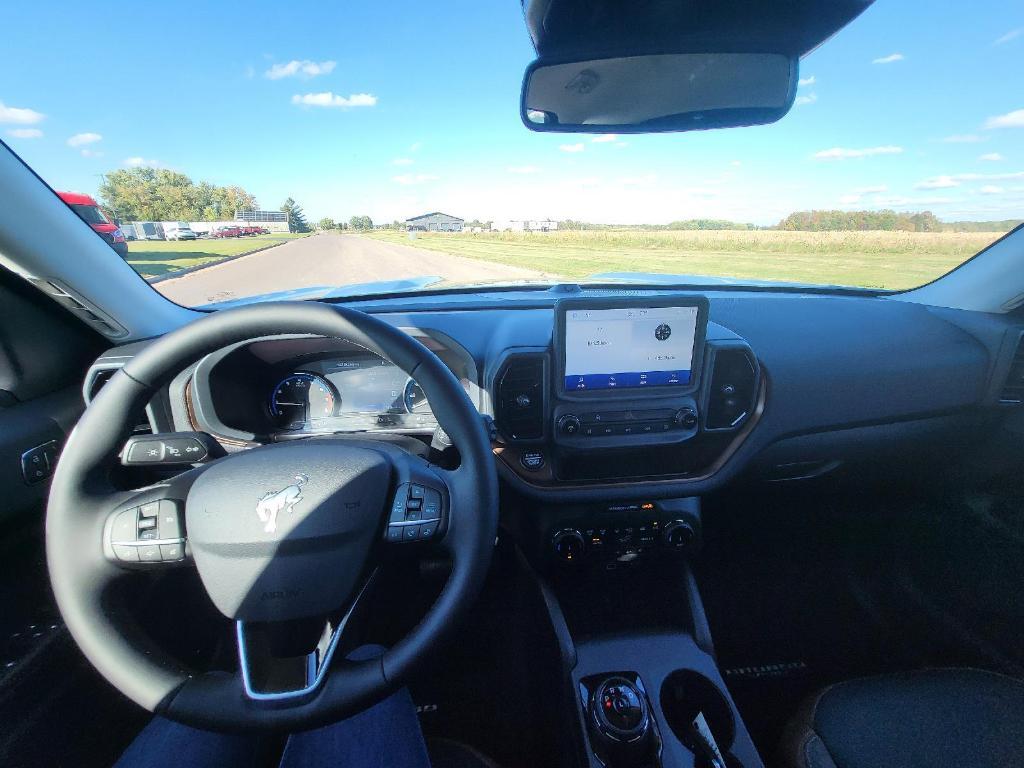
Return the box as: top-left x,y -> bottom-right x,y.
587,676 -> 656,767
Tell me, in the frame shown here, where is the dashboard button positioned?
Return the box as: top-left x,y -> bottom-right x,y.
520,451 -> 545,471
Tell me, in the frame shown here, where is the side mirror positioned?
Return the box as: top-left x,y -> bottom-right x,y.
521,52 -> 798,133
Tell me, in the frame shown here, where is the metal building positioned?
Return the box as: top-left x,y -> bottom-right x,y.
405,212 -> 464,232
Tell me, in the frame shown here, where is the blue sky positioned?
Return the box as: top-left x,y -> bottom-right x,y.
1,0 -> 1022,225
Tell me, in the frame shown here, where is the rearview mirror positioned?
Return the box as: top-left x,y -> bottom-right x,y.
521,53 -> 797,133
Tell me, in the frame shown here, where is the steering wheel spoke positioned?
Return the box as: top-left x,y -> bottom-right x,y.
237,569 -> 380,702
102,468 -> 202,570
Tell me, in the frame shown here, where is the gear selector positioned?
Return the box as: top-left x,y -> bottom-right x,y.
584,674 -> 660,767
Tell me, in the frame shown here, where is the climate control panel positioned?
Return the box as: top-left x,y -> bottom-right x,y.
547,499 -> 700,565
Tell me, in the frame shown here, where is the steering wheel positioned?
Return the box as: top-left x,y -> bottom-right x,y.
46,302 -> 498,731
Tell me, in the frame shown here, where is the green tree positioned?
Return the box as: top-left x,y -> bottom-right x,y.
348,215 -> 373,231
317,217 -> 336,231
98,168 -> 257,222
281,198 -> 310,233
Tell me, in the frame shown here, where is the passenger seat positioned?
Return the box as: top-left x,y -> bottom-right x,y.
779,668 -> 1024,768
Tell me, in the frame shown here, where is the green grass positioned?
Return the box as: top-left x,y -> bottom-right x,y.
128,233 -> 307,278
365,229 -> 1005,290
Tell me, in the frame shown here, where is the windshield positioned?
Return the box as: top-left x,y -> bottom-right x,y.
69,203 -> 111,226
3,2 -> 1021,306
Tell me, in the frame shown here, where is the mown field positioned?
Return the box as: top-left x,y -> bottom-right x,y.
366,229 -> 1007,290
128,233 -> 309,278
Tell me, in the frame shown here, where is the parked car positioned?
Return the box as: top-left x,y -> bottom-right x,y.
56,191 -> 128,258
211,225 -> 242,238
119,223 -> 138,241
163,222 -> 197,241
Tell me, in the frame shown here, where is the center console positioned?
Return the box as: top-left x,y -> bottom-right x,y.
492,295 -> 762,490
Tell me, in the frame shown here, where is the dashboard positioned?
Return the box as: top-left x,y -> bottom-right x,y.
87,285 -> 1024,507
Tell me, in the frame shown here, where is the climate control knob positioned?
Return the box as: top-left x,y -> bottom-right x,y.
663,520 -> 696,550
557,414 -> 582,436
674,407 -> 698,429
551,528 -> 585,563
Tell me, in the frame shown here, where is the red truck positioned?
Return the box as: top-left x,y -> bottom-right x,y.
57,191 -> 128,258
211,225 -> 243,238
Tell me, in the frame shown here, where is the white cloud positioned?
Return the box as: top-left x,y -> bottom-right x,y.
730,160 -> 742,167
409,141 -> 423,152
915,170 -> 1024,189
291,92 -> 377,108
7,128 -> 42,139
814,145 -> 903,159
0,101 -> 45,125
591,134 -> 618,143
839,184 -> 890,204
795,93 -> 817,106
123,157 -> 164,168
507,165 -> 541,174
559,143 -> 585,153
994,28 -> 1023,46
79,149 -> 103,158
839,194 -> 862,204
266,59 -> 336,79
942,134 -> 986,143
874,195 -> 959,206
67,132 -> 102,147
985,109 -> 1024,129
979,152 -> 1005,161
916,175 -> 959,189
980,185 -> 1004,194
392,157 -> 414,166
392,173 -> 438,186
798,75 -> 816,87
872,53 -> 905,64
860,185 -> 889,194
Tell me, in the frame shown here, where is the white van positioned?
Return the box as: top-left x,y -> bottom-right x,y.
163,222 -> 197,241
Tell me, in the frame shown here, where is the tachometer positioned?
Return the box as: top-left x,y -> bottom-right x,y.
403,378 -> 428,413
270,373 -> 338,430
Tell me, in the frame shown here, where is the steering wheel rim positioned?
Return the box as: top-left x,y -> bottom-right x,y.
46,301 -> 498,731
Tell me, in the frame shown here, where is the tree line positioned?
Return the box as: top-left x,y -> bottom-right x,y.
777,209 -> 945,232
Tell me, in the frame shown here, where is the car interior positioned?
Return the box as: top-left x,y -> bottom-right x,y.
2,1 -> 1024,767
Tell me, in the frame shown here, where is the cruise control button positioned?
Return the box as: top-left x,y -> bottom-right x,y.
423,489 -> 442,517
113,544 -> 139,562
137,545 -> 161,562
112,508 -> 138,543
138,529 -> 159,541
409,484 -> 425,499
406,497 -> 423,512
137,516 -> 157,531
157,500 -> 183,540
139,502 -> 159,519
159,543 -> 183,561
389,485 -> 409,523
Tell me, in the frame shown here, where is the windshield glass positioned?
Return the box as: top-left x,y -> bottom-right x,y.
3,2 -> 1021,306
69,203 -> 111,226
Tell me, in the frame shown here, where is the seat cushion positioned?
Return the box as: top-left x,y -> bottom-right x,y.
780,668 -> 1024,768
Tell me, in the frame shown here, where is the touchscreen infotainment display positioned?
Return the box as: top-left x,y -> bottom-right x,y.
563,305 -> 700,391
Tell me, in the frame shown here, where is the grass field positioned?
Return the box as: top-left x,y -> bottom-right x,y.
128,233 -> 308,278
366,229 -> 1007,290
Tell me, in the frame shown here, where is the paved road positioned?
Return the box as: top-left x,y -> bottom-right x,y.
154,233 -> 544,306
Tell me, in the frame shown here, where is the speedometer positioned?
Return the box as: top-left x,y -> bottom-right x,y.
270,373 -> 338,430
403,378 -> 429,413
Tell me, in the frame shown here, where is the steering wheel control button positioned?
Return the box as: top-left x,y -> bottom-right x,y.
520,450 -> 546,471
419,522 -> 437,538
406,497 -> 423,511
137,545 -> 161,562
157,500 -> 183,539
403,525 -> 421,541
387,526 -> 404,542
112,509 -> 138,543
409,484 -> 425,499
389,484 -> 410,523
159,543 -> 183,561
423,489 -> 442,517
113,544 -> 139,562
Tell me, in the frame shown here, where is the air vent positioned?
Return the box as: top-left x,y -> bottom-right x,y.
495,354 -> 546,441
998,333 -> 1024,405
29,278 -> 128,338
705,348 -> 758,431
84,366 -> 153,434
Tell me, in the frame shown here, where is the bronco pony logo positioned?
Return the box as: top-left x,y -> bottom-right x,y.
255,474 -> 308,533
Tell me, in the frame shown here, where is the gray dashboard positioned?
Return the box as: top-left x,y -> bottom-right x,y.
86,286 -> 1024,503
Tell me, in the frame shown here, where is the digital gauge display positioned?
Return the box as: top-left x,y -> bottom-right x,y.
269,372 -> 338,430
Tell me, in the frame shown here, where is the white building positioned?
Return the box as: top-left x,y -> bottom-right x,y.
496,219 -> 559,232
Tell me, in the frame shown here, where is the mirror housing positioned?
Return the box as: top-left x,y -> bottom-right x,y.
521,52 -> 798,133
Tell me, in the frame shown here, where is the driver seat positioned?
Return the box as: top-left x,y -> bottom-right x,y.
779,668 -> 1024,768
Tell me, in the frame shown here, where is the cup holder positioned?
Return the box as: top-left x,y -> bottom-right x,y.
659,670 -> 741,768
